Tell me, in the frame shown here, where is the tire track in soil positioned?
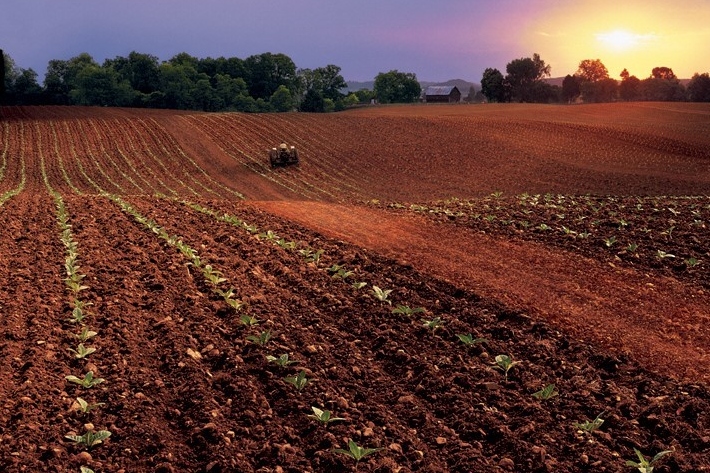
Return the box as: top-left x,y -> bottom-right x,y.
250,201 -> 710,385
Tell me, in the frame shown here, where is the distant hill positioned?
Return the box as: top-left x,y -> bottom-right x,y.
345,78 -> 479,93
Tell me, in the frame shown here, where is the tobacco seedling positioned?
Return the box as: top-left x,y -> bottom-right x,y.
604,236 -> 617,248
456,333 -> 487,346
392,305 -> 426,316
308,406 -> 345,424
656,250 -> 675,260
625,448 -> 672,473
333,439 -> 381,465
80,467 -> 95,473
65,429 -> 111,449
258,230 -> 279,242
685,257 -> 700,268
266,353 -> 298,367
532,383 -> 558,400
351,281 -> 367,290
371,286 -> 392,304
421,316 -> 443,330
75,327 -> 98,342
66,371 -> 105,389
493,355 -> 520,381
573,412 -> 605,434
284,370 -> 309,391
69,343 -> 96,360
74,397 -> 104,414
202,264 -> 227,287
299,248 -> 324,264
247,330 -> 271,346
239,314 -> 260,326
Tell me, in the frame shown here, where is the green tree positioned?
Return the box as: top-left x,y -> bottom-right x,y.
106,51 -> 161,96
561,74 -> 581,103
619,69 -> 641,101
641,67 -> 685,101
71,65 -> 135,106
43,53 -> 99,104
575,59 -> 616,102
245,52 -> 297,101
270,84 -> 295,112
505,53 -> 550,102
687,72 -> 710,102
576,59 -> 609,82
299,88 -> 325,112
480,68 -> 505,102
374,70 -> 421,104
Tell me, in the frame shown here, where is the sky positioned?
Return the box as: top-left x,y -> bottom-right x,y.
2,0 -> 709,84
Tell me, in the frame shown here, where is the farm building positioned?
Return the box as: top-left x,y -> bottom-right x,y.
424,85 -> 461,103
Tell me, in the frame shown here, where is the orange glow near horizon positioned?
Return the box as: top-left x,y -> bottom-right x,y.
522,2 -> 710,79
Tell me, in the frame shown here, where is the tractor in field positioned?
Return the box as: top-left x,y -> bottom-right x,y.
269,143 -> 299,167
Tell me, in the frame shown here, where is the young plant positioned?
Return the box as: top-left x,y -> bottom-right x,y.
625,448 -> 672,473
66,371 -> 105,389
246,330 -> 271,346
202,264 -> 227,287
80,467 -> 95,473
75,327 -> 98,342
532,383 -> 558,400
656,250 -> 676,260
65,429 -> 111,449
684,257 -> 700,268
493,354 -> 520,381
370,286 -> 392,304
266,353 -> 298,367
421,316 -> 443,330
239,314 -> 260,327
74,397 -> 105,414
456,333 -> 487,346
299,248 -> 324,264
333,439 -> 381,465
308,406 -> 346,425
69,343 -> 97,360
603,236 -> 617,248
573,412 -> 605,435
284,370 -> 309,391
351,281 -> 367,290
392,305 -> 426,316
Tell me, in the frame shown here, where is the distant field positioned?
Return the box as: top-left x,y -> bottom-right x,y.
0,103 -> 708,472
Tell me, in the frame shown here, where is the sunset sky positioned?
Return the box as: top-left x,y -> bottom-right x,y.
2,0 -> 709,83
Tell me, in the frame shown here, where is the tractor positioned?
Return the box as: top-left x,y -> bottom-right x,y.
269,143 -> 299,167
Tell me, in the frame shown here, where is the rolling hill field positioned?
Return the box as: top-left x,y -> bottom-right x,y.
0,103 -> 708,472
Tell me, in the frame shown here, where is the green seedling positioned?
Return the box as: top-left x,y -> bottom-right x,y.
333,439 -> 381,465
603,236 -> 617,248
493,354 -> 520,381
74,397 -> 105,414
69,343 -> 96,360
68,306 -> 89,324
332,268 -> 354,280
276,238 -> 297,250
239,314 -> 260,326
75,327 -> 98,342
66,371 -> 104,389
258,230 -> 279,241
246,330 -> 271,346
656,250 -> 675,260
392,305 -> 426,316
299,248 -> 324,264
308,406 -> 346,424
202,264 -> 227,286
266,353 -> 298,367
225,297 -> 246,311
421,316 -> 443,330
532,383 -> 558,400
456,333 -> 487,346
573,412 -> 605,434
80,467 -> 95,473
284,370 -> 309,391
351,281 -> 367,290
626,243 -> 639,252
685,257 -> 700,267
625,448 -> 672,473
370,286 -> 392,304
65,429 -> 111,449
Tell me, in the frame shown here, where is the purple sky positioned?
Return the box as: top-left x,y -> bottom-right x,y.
3,0 -> 709,83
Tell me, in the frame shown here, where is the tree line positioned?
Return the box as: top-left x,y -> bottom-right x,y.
480,54 -> 710,103
0,50 -> 372,112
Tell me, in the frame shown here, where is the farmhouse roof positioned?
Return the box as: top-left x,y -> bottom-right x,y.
425,85 -> 459,96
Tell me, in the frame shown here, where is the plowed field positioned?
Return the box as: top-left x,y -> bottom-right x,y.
0,103 -> 709,473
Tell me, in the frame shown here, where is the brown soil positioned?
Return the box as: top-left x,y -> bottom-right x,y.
0,104 -> 708,472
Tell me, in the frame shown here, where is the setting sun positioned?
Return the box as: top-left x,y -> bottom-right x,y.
595,29 -> 654,53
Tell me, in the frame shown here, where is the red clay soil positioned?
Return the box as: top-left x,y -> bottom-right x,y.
0,104 -> 708,472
